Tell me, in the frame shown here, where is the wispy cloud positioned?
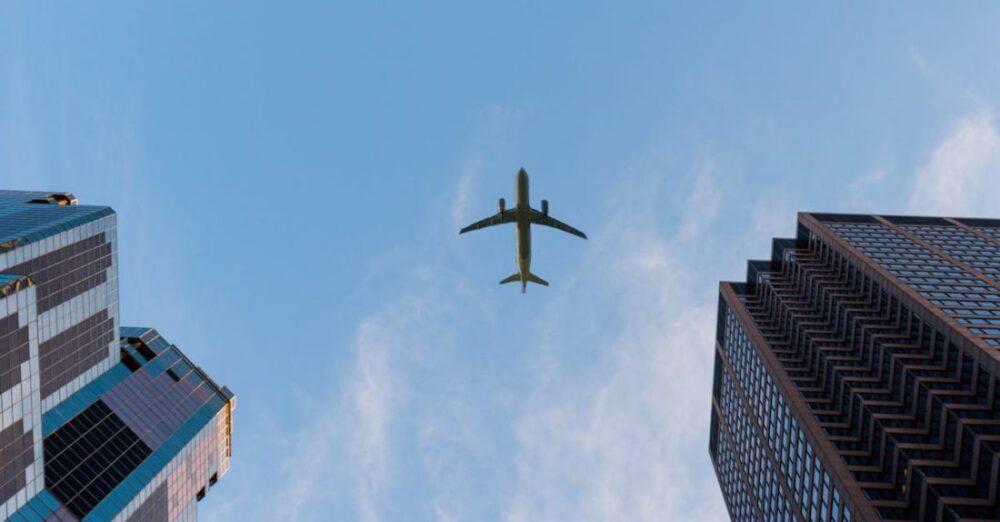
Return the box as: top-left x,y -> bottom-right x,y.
272,293 -> 423,522
349,318 -> 396,522
904,48 -> 1000,218
266,256 -> 511,522
908,44 -> 989,110
676,161 -> 720,242
449,104 -> 513,232
505,160 -> 729,522
450,158 -> 480,231
844,168 -> 888,210
908,109 -> 1000,216
268,109 -> 513,521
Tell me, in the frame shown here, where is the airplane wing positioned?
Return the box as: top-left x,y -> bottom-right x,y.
459,210 -> 516,234
529,209 -> 587,239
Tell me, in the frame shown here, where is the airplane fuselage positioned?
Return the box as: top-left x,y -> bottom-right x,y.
515,169 -> 532,284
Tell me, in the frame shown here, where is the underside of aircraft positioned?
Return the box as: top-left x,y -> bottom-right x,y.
460,168 -> 586,293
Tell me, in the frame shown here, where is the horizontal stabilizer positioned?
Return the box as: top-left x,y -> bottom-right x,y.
525,272 -> 548,286
499,273 -> 520,285
500,272 -> 547,293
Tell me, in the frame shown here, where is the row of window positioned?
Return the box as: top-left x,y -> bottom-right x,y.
826,222 -> 1000,342
966,327 -> 1000,336
909,283 -> 995,292
930,298 -> 1000,310
953,317 -> 1000,326
715,308 -> 851,522
919,291 -> 1000,299
899,276 -> 981,284
940,307 -> 1000,317
896,270 -> 968,278
976,226 -> 1000,242
904,224 -> 1000,281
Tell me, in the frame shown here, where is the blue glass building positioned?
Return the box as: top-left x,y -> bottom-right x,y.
0,191 -> 234,521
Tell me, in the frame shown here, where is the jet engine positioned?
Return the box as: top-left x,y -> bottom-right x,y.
499,198 -> 506,213
541,199 -> 549,216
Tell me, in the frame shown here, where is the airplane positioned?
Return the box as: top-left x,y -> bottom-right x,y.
460,168 -> 587,293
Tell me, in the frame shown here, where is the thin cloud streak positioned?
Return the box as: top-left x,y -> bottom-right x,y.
449,103 -> 513,233
350,318 -> 395,522
270,298 -> 410,522
450,158 -> 480,231
909,109 -> 1000,216
844,168 -> 889,210
268,107 -> 518,522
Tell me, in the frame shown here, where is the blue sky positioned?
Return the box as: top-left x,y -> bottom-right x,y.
4,2 -> 1000,521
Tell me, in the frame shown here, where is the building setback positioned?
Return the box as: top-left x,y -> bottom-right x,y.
0,191 -> 234,521
709,212 -> 1000,521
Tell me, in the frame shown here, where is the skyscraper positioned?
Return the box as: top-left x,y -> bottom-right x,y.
709,213 -> 1000,521
0,191 -> 234,521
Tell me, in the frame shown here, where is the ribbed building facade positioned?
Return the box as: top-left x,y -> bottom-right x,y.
0,191 -> 233,521
710,213 -> 1000,521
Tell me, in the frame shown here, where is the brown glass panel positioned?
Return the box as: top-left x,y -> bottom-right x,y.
0,312 -> 29,395
5,233 -> 112,314
0,421 -> 34,503
39,311 -> 115,398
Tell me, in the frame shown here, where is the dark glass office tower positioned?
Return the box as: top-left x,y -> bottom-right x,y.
709,213 -> 1000,521
0,191 -> 234,521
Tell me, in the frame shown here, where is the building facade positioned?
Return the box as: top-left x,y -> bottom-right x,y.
0,191 -> 233,521
710,213 -> 1000,521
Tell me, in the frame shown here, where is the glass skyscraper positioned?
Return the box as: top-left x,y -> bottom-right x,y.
0,191 -> 234,521
710,213 -> 1000,521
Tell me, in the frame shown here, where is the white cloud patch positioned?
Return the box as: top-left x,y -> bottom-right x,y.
844,168 -> 888,210
505,162 -> 729,521
909,110 -> 1000,216
349,318 -> 396,522
272,292 -> 430,522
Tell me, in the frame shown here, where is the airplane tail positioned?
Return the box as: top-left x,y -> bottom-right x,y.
500,272 -> 548,293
